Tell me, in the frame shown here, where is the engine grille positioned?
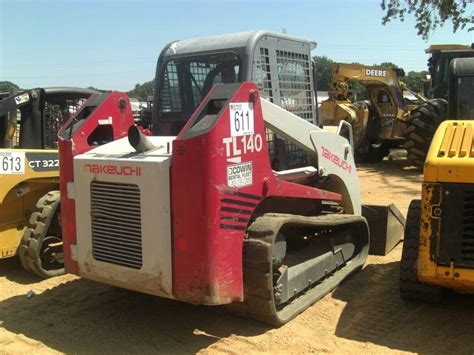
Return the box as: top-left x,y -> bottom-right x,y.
90,181 -> 143,269
462,191 -> 474,263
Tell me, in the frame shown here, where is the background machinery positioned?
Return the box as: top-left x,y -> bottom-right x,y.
400,57 -> 474,301
0,87 -> 96,277
318,63 -> 414,162
58,31 -> 403,325
404,44 -> 474,167
425,44 -> 474,100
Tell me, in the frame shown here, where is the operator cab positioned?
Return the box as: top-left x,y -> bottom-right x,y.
151,31 -> 318,169
156,53 -> 240,134
426,46 -> 474,99
448,58 -> 474,120
0,88 -> 97,149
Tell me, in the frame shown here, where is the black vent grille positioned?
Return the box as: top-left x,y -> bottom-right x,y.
462,191 -> 474,263
90,181 -> 143,269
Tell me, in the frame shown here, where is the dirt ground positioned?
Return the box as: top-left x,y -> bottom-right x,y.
1,155 -> 473,354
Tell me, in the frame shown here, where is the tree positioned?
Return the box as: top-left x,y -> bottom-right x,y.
128,80 -> 154,101
313,56 -> 335,91
0,81 -> 20,93
378,62 -> 399,69
381,0 -> 470,39
403,70 -> 429,93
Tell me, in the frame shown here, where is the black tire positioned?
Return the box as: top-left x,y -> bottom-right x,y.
18,191 -> 64,278
399,200 -> 442,302
404,99 -> 448,168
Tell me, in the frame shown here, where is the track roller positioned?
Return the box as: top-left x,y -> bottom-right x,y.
228,213 -> 369,326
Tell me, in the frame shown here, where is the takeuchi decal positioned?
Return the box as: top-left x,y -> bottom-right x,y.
321,146 -> 352,173
85,164 -> 141,176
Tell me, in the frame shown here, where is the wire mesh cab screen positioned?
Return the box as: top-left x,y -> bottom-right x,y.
252,37 -> 316,169
4,91 -> 92,149
43,97 -> 89,149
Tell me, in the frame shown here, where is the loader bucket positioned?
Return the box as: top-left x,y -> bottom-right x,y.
362,204 -> 405,255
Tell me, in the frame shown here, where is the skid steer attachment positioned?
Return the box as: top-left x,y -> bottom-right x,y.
363,204 -> 405,255
59,82 -> 402,325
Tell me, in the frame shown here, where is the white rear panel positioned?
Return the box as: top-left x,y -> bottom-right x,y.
72,136 -> 175,298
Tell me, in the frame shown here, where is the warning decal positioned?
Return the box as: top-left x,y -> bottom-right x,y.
227,162 -> 253,188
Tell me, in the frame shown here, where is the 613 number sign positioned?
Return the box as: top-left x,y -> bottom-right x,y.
1,152 -> 25,174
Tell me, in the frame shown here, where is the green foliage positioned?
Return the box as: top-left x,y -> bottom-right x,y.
403,70 -> 429,93
128,80 -> 154,101
313,56 -> 335,91
350,81 -> 369,101
0,81 -> 20,93
378,62 -> 399,69
381,0 -> 470,39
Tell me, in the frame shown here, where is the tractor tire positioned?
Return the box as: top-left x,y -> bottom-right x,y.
399,200 -> 442,302
18,191 -> 64,278
404,99 -> 448,168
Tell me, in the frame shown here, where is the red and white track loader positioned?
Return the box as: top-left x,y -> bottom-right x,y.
58,31 -> 404,325
58,82 -> 402,325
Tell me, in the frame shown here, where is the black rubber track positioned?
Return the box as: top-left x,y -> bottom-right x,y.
226,213 -> 369,326
18,191 -> 64,278
404,99 -> 448,168
399,200 -> 442,302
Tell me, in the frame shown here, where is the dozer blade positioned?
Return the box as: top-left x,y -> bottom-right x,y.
228,213 -> 369,326
362,204 -> 405,256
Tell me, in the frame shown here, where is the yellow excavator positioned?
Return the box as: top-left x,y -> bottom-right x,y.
318,63 -> 423,162
0,87 -> 96,277
400,57 -> 474,300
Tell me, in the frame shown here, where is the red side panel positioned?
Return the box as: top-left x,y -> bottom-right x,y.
58,92 -> 135,274
171,82 -> 341,304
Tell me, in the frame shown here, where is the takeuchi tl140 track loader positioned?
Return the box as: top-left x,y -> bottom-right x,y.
57,31 -> 404,325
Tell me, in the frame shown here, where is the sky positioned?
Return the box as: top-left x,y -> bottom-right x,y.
1,0 -> 473,91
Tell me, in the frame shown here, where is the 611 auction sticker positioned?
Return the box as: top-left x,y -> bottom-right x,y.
229,102 -> 254,137
0,151 -> 25,174
227,162 -> 253,188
